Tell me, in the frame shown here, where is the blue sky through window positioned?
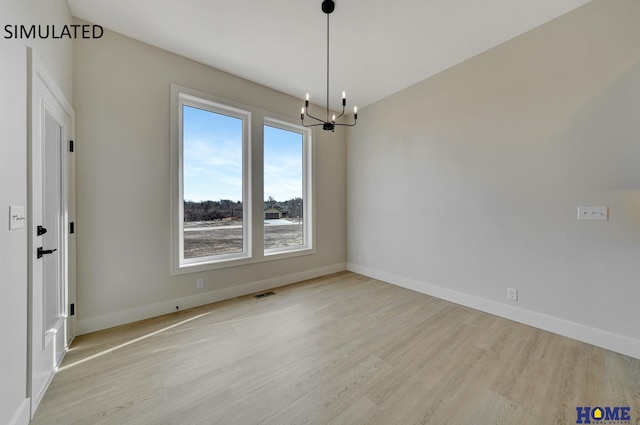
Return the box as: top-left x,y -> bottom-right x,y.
264,125 -> 302,202
183,105 -> 243,202
183,105 -> 303,203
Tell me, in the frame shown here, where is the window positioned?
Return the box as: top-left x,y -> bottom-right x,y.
182,104 -> 248,259
172,90 -> 252,271
263,119 -> 312,254
171,85 -> 313,274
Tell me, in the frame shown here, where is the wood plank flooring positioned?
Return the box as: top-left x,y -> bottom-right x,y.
31,272 -> 640,425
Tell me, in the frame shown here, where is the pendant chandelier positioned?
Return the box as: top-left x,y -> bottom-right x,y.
300,0 -> 357,132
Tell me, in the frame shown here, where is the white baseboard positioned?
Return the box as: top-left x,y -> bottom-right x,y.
347,263 -> 640,360
77,263 -> 346,335
9,398 -> 30,425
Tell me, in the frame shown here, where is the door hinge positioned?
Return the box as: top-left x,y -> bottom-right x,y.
70,303 -> 75,316
70,222 -> 75,234
69,140 -> 74,152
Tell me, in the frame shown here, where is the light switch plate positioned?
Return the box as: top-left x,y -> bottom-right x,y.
9,205 -> 26,230
577,206 -> 608,221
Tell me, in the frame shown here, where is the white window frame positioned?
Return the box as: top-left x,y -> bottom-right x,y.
170,84 -> 315,275
263,117 -> 313,256
171,86 -> 252,274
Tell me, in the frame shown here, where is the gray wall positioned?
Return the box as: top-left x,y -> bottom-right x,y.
73,24 -> 347,333
347,0 -> 640,357
0,1 -> 73,423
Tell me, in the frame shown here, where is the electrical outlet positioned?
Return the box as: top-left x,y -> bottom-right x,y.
196,278 -> 204,289
507,288 -> 518,301
577,206 -> 608,221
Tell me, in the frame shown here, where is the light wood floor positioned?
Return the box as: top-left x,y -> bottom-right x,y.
32,272 -> 640,425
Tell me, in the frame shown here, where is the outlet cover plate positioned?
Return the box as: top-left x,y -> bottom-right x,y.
577,206 -> 608,221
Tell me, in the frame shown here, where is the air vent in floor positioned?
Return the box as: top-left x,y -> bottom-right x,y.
253,291 -> 276,299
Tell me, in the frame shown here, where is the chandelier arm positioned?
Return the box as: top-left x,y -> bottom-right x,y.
304,110 -> 327,123
334,104 -> 346,121
334,114 -> 358,127
333,121 -> 357,127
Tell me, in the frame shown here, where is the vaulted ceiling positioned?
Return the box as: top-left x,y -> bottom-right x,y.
67,0 -> 591,110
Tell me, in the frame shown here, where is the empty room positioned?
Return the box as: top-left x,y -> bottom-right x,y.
1,0 -> 639,424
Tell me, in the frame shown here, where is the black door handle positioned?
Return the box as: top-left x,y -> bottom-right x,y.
37,247 -> 57,259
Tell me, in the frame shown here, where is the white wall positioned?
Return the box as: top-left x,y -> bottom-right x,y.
73,24 -> 347,334
0,1 -> 73,424
347,0 -> 640,358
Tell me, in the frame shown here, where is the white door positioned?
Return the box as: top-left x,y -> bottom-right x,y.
28,50 -> 75,418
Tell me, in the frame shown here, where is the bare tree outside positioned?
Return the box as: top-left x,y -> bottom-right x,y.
183,197 -> 303,258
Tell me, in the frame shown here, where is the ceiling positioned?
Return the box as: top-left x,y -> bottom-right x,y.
67,0 -> 591,111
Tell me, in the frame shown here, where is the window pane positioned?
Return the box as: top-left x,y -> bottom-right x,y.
264,125 -> 304,250
183,105 -> 244,258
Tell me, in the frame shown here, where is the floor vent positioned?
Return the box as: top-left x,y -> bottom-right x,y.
253,291 -> 276,299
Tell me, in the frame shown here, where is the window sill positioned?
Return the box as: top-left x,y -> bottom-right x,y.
171,247 -> 316,276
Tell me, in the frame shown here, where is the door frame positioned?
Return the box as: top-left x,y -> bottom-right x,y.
27,48 -> 76,417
